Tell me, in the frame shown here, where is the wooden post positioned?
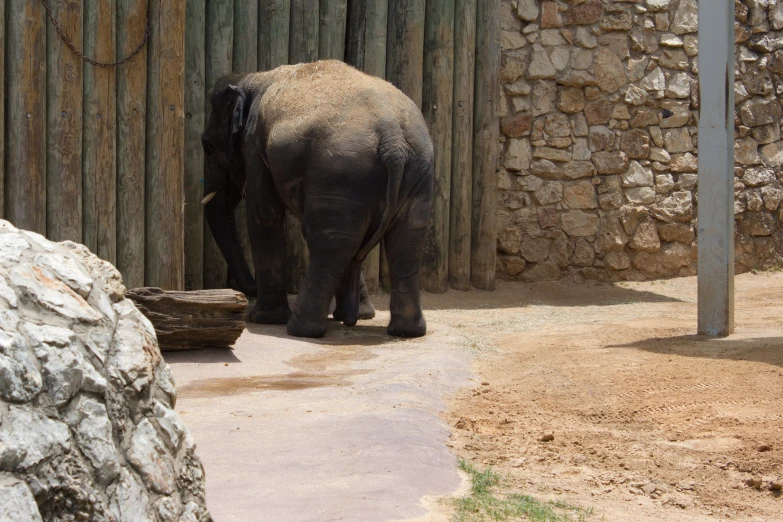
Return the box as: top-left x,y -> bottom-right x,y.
421,0 -> 454,293
286,0 -> 319,293
449,0 -> 476,291
698,0 -> 735,337
319,0 -> 347,60
203,0 -> 233,289
386,0 -> 425,109
259,0 -> 291,71
232,0 -> 258,289
471,0 -> 499,291
5,0 -> 47,234
46,0 -> 83,243
83,0 -> 117,264
184,0 -> 206,290
345,0 -> 387,293
146,0 -> 186,289
117,0 -> 148,289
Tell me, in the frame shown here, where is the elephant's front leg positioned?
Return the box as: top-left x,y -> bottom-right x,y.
245,165 -> 291,324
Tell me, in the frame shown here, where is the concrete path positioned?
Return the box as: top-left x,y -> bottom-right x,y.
164,305 -> 473,522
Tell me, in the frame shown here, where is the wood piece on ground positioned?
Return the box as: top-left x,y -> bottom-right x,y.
126,287 -> 248,351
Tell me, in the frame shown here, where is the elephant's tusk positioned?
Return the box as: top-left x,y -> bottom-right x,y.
201,191 -> 218,205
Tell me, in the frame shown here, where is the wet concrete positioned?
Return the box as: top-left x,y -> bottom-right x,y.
164,309 -> 474,522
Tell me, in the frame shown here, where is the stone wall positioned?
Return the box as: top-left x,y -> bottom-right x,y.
496,0 -> 783,283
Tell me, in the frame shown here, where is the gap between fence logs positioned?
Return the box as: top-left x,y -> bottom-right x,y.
0,0 -> 500,295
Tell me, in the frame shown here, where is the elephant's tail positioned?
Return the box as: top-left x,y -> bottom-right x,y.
354,139 -> 406,262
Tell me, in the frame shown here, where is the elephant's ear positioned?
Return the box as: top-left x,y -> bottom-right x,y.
228,84 -> 246,135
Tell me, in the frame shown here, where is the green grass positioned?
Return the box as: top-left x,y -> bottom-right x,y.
452,459 -> 593,522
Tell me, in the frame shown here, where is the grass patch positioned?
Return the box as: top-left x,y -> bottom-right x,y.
453,459 -> 593,522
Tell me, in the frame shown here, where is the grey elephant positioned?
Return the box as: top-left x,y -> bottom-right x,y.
200,60 -> 434,339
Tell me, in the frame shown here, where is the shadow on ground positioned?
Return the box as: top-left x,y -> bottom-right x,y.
365,281 -> 685,312
612,334 -> 783,368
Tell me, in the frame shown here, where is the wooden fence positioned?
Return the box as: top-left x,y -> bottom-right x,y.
0,0 -> 499,294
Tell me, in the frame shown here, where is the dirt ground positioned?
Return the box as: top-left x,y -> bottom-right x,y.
413,272 -> 783,521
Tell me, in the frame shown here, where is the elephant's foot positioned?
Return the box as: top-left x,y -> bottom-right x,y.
387,315 -> 427,338
287,313 -> 328,338
247,301 -> 292,325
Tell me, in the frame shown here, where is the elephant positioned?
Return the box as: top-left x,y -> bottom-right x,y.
200,60 -> 434,339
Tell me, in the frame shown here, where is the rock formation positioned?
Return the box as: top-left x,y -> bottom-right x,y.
0,220 -> 211,521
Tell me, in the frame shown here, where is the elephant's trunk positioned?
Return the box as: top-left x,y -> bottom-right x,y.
204,193 -> 256,297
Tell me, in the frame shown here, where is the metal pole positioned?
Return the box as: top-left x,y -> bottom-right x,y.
697,0 -> 735,337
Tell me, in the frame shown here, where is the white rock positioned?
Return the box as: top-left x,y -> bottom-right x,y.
0,406 -> 70,470
9,265 -> 102,325
671,0 -> 698,35
660,33 -> 683,47
65,396 -> 121,485
0,236 -> 30,266
126,419 -> 176,495
517,0 -> 539,21
502,31 -> 527,50
549,47 -> 571,71
109,469 -> 154,522
0,331 -> 43,403
623,161 -> 655,188
665,73 -> 691,99
20,231 -> 54,253
641,68 -> 666,93
153,401 -> 187,450
625,84 -> 649,105
21,322 -> 106,405
0,476 -> 43,522
575,27 -> 597,48
626,187 -> 657,205
650,147 -> 672,163
646,0 -> 672,11
540,29 -> 566,47
505,138 -> 532,172
34,254 -> 93,298
527,44 -> 557,80
0,272 -> 17,308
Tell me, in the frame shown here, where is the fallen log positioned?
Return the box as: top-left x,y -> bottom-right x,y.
125,287 -> 248,351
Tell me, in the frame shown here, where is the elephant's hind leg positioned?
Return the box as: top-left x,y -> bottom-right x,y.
384,187 -> 431,338
334,266 -> 376,324
287,196 -> 369,338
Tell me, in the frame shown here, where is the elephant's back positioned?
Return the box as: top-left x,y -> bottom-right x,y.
260,60 -> 426,139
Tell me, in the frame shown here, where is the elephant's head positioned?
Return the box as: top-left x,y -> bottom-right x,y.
201,75 -> 256,296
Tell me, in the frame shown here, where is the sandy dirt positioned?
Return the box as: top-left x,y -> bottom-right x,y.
420,272 -> 783,521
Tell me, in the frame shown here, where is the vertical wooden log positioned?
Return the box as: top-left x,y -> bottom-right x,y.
421,0 -> 454,293
117,0 -> 148,288
46,0 -> 83,243
203,0 -> 233,289
289,0 -> 319,63
286,0 -> 319,293
319,0 -> 347,60
83,0 -> 117,264
184,0 -> 205,290
232,0 -> 258,289
0,0 -> 4,219
258,0 -> 291,70
448,0 -> 475,291
698,0 -> 735,337
5,0 -> 47,234
146,0 -> 186,289
386,0 -> 425,108
470,0 -> 499,291
345,0 -> 386,293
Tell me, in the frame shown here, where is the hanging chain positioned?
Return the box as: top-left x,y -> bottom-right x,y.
41,0 -> 151,68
